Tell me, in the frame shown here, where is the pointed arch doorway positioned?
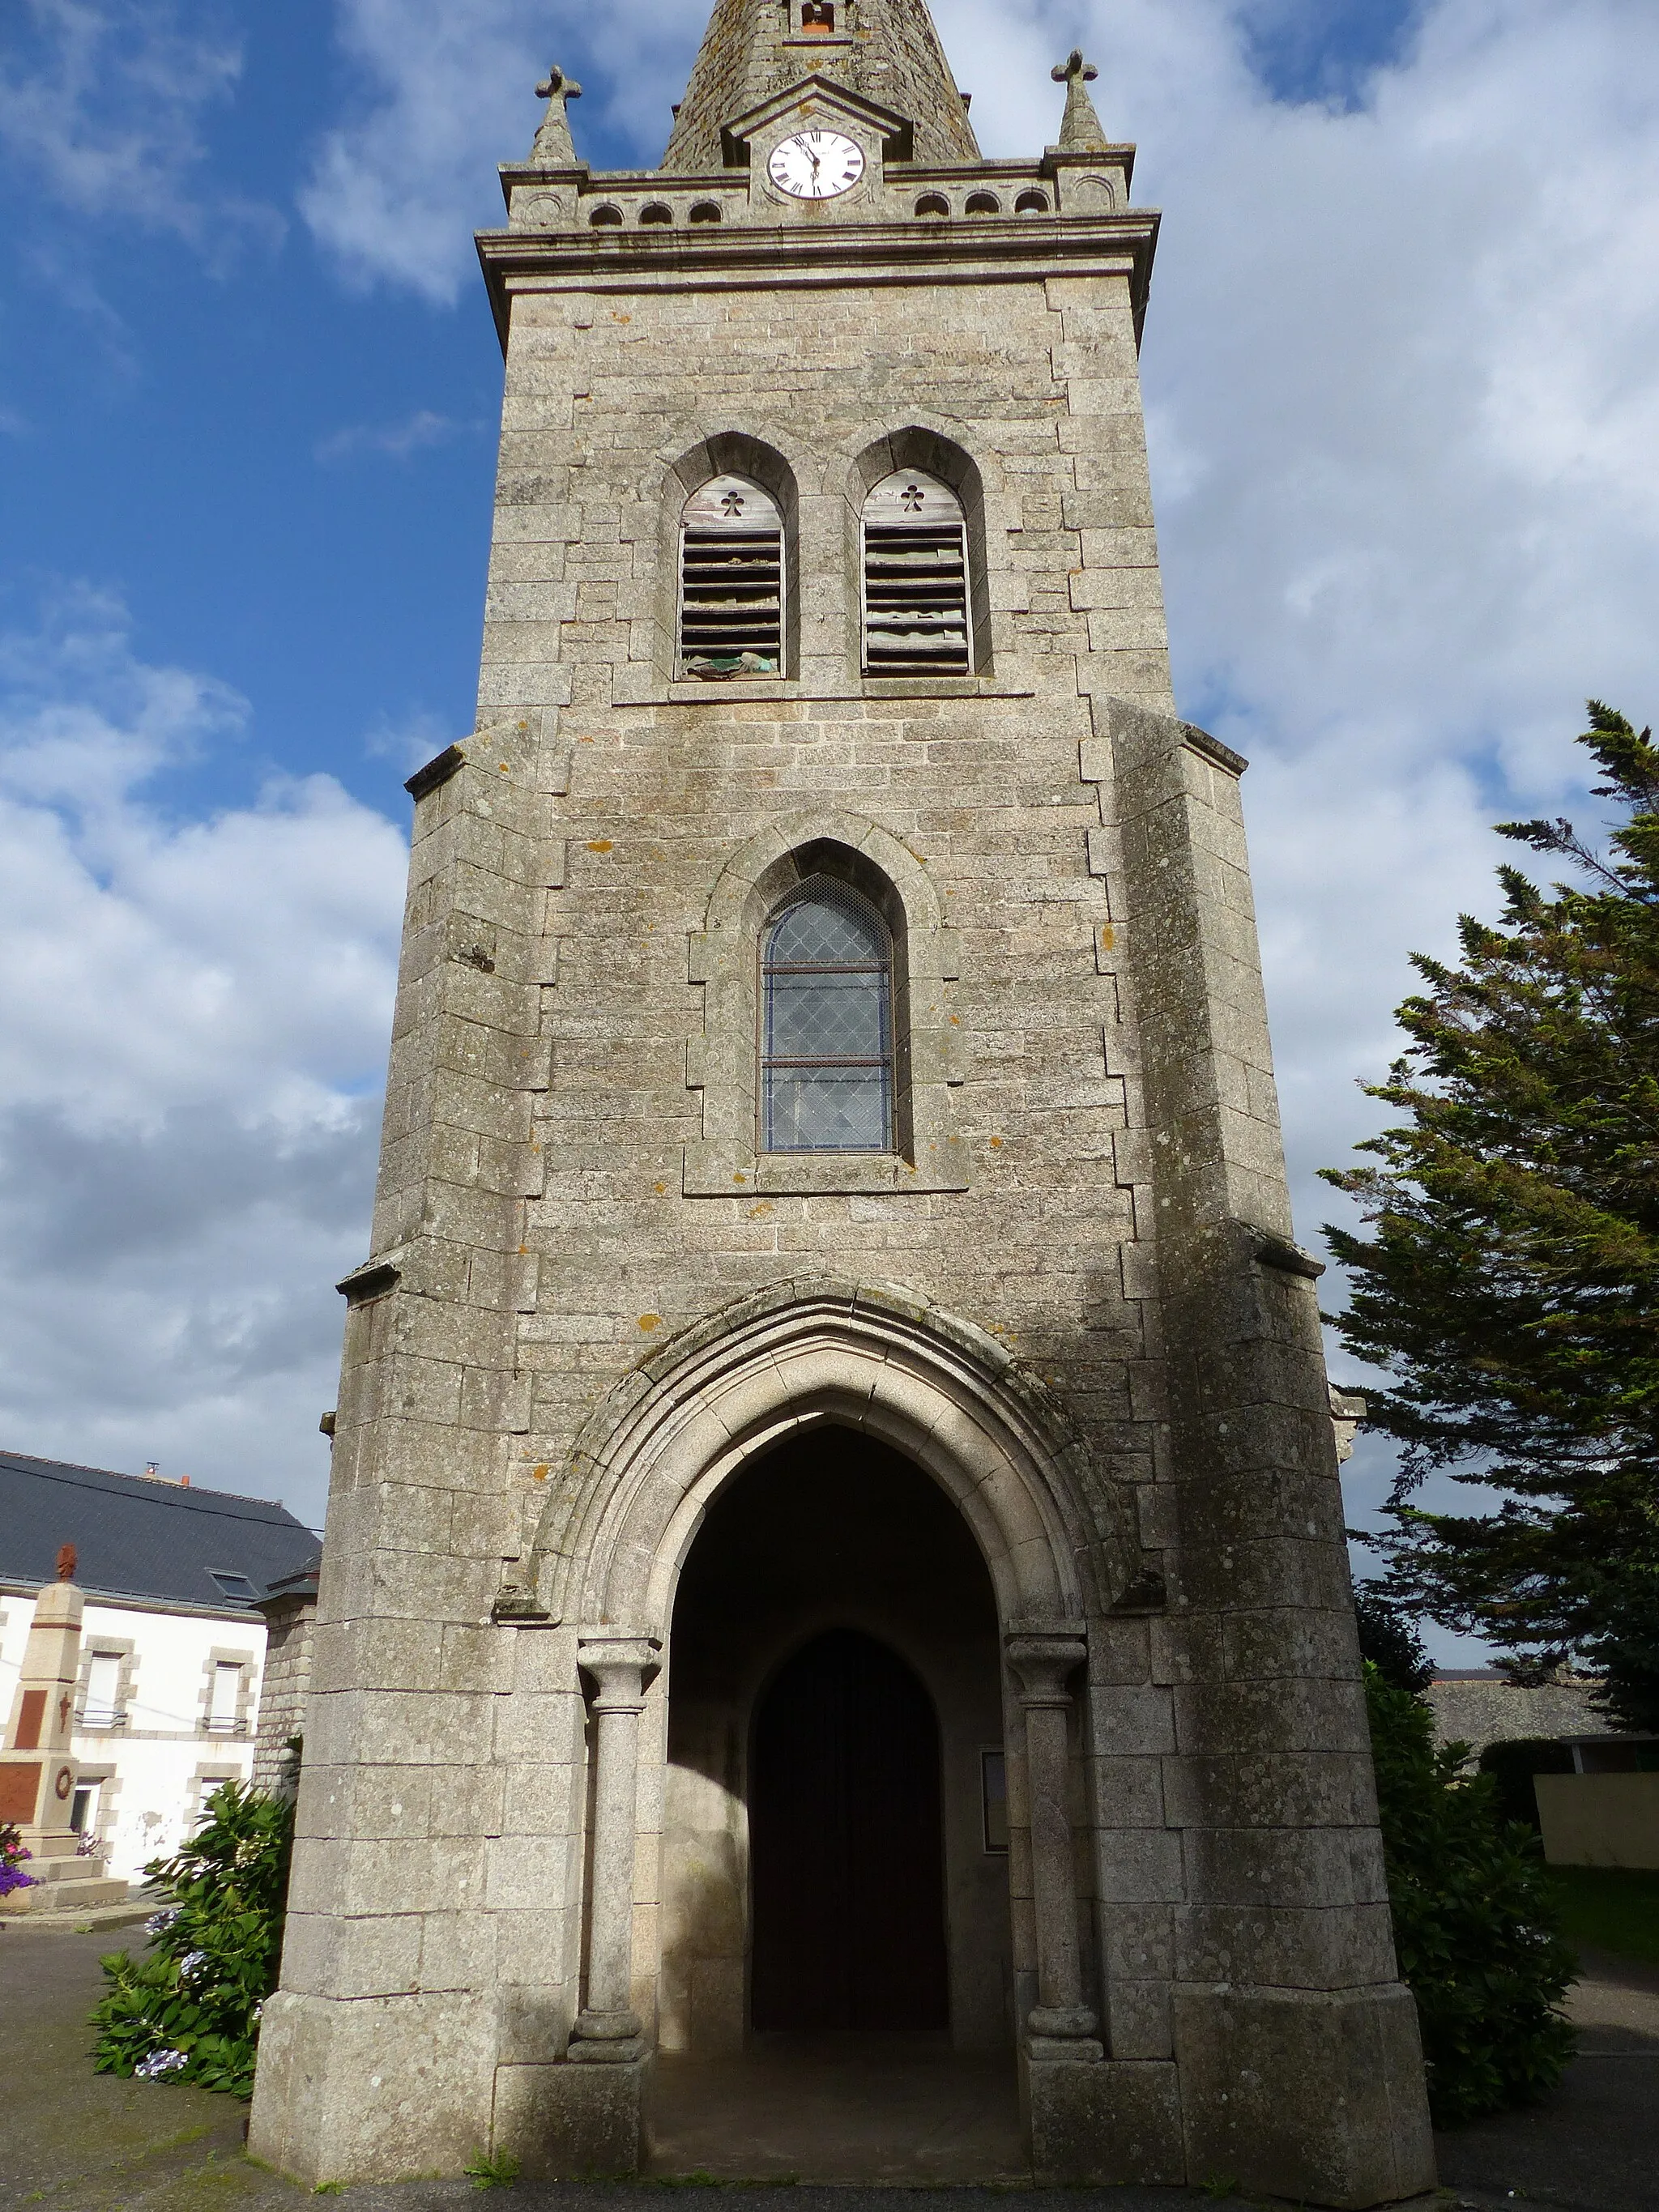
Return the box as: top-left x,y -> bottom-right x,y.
750,1627 -> 949,2031
658,1425 -> 1013,2059
652,1425 -> 1022,2177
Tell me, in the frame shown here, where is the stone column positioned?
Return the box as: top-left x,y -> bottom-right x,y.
1005,1630 -> 1101,2061
569,1634 -> 660,2065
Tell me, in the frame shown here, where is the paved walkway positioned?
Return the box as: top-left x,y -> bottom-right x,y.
650,2034 -> 1026,2181
2,1924 -> 1654,2210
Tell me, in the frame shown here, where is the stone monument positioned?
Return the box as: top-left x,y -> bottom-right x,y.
249,3 -> 1436,2199
0,1546 -> 126,1916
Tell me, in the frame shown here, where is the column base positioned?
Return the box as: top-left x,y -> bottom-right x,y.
1025,2052 -> 1184,2184
1174,1982 -> 1436,2209
569,2007 -> 646,2064
493,2053 -> 650,2178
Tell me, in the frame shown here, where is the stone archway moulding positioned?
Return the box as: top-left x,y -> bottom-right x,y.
684,806 -> 966,1196
510,1276 -> 1145,1634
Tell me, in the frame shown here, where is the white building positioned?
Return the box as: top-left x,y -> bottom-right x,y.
0,1449 -> 319,1883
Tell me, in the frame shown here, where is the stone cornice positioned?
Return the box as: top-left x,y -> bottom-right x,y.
496,147 -> 1141,198
476,208 -> 1160,351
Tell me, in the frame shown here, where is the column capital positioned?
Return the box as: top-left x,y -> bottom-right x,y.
1004,1630 -> 1087,1707
577,1632 -> 661,1710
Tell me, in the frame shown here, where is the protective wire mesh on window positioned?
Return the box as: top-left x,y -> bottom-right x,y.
861,467 -> 970,676
762,882 -> 893,1153
680,474 -> 783,677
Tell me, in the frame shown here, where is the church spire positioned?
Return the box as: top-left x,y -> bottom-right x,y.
661,0 -> 980,173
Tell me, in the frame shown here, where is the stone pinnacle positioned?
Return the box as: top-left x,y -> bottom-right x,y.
531,63 -> 582,164
1051,49 -> 1109,152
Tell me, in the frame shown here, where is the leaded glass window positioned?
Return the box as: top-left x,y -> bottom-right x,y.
761,882 -> 893,1153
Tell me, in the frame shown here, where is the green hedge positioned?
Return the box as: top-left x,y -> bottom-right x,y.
1366,1665 -> 1577,2124
1477,1737 -> 1576,1830
90,1780 -> 293,2099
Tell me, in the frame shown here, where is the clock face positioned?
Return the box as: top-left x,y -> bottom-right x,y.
767,130 -> 865,200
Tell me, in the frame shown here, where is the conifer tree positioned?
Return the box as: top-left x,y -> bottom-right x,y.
1324,705 -> 1659,1730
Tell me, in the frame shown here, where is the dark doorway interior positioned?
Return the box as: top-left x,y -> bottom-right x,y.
751,1628 -> 949,2031
660,1428 -> 1010,2056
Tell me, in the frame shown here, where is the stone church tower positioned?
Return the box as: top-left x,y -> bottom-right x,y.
249,4 -> 1435,2199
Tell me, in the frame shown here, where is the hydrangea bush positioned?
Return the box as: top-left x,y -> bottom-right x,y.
1,1821 -> 36,1898
91,1780 -> 293,2098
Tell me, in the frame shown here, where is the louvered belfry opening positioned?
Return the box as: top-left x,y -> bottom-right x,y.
861,467 -> 971,676
679,473 -> 785,677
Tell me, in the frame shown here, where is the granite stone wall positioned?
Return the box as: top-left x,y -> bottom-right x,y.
252,1594 -> 316,1797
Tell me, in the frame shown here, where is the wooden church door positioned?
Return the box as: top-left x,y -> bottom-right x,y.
749,1628 -> 949,2031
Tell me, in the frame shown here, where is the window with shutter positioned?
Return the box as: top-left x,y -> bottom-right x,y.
679,474 -> 785,676
861,468 -> 970,676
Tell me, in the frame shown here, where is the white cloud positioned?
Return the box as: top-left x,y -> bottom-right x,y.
301,0 -> 711,301
362,705 -> 461,775
0,586 -> 407,1524
314,407 -> 470,462
0,0 -> 280,254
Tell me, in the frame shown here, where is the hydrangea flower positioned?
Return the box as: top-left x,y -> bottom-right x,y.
135,2048 -> 188,2079
177,1950 -> 208,1983
145,1909 -> 178,1936
0,1826 -> 36,1897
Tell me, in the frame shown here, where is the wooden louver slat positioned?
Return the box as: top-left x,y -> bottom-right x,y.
861,469 -> 970,676
680,474 -> 784,676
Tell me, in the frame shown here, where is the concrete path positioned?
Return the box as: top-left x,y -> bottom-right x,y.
2,1924 -> 1654,2210
1435,1946 -> 1659,2212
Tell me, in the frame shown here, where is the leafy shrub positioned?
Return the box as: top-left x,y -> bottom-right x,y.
1,1820 -> 36,1898
1366,1664 -> 1576,2124
91,1780 -> 293,2098
1477,1737 -> 1576,1831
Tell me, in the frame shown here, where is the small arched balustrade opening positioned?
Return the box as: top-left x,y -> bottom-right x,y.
761,878 -> 893,1153
678,474 -> 785,676
860,468 -> 971,676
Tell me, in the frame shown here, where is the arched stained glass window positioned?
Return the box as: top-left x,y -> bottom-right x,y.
761,881 -> 893,1153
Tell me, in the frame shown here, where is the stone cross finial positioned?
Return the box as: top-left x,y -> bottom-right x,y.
531,64 -> 582,165
1051,48 -> 1109,152
55,1541 -> 76,1582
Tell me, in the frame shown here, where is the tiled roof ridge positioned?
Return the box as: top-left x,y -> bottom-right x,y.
659,0 -> 980,174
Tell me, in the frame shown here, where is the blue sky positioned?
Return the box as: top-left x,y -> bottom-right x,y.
4,0 -> 1658,1662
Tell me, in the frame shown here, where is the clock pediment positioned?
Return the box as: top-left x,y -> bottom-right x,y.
719,75 -> 914,169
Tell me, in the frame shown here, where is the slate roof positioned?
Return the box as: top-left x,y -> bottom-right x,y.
0,1448 -> 321,1613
